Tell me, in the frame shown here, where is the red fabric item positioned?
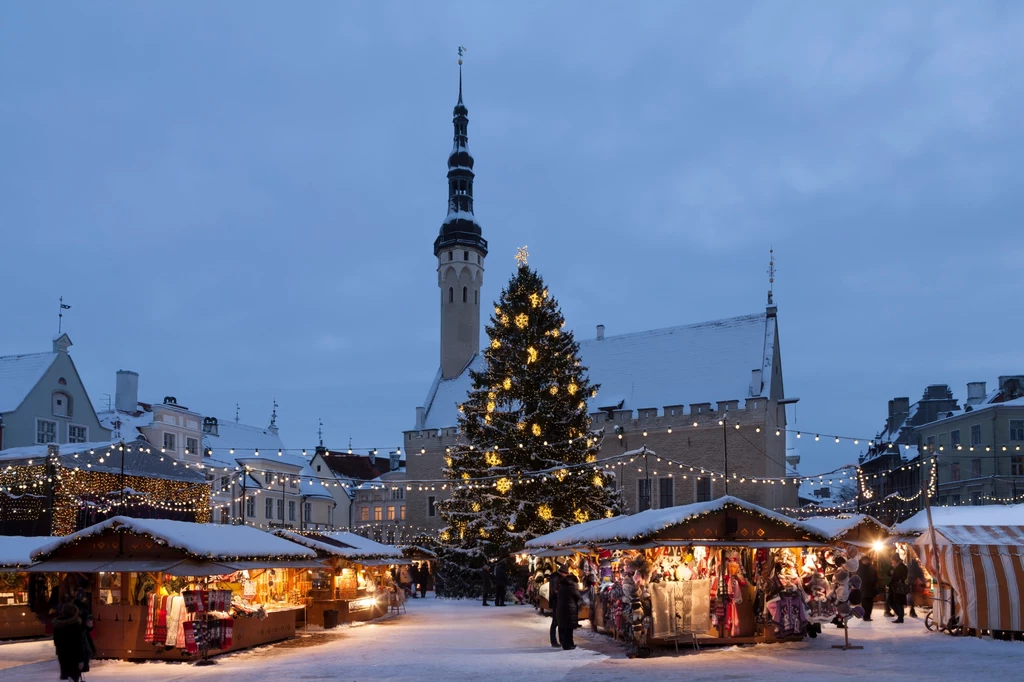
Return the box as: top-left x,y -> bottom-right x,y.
182,620 -> 198,654
222,618 -> 233,648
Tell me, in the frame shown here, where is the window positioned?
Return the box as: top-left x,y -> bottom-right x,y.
288,501 -> 296,521
391,487 -> 404,500
361,507 -> 369,521
926,436 -> 935,448
68,424 -> 87,443
951,494 -> 961,505
289,477 -> 297,489
163,432 -> 176,451
52,392 -> 70,418
428,496 -> 437,517
387,505 -> 396,520
971,425 -> 982,446
246,496 -> 255,518
658,478 -> 674,509
374,507 -> 383,522
316,465 -> 321,472
220,509 -> 229,524
400,506 -> 406,520
462,286 -> 467,302
265,498 -> 274,519
637,479 -> 652,512
36,419 -> 57,445
477,254 -> 481,264
474,290 -> 478,305
1011,420 -> 1024,442
448,251 -> 453,262
186,437 -> 199,456
951,462 -> 961,481
220,476 -> 229,491
696,477 -> 712,502
950,430 -> 961,446
387,529 -> 395,544
464,251 -> 469,260
449,287 -> 454,303
276,499 -> 284,520
971,459 -> 982,477
304,502 -> 312,522
1011,456 -> 1024,476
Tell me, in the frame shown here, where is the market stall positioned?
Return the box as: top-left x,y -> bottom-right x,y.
272,530 -> 406,625
803,514 -> 893,550
526,496 -> 834,653
0,536 -> 52,639
402,545 -> 437,594
895,506 -> 1024,637
27,516 -> 323,660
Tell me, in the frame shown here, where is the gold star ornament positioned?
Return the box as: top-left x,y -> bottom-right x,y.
514,245 -> 529,265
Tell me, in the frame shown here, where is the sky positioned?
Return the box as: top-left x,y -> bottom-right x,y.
1,1 -> 1021,477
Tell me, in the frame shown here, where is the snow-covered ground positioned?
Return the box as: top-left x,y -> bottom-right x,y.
3,598 -> 1022,680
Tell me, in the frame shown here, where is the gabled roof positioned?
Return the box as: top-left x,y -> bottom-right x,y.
0,536 -> 53,569
316,452 -> 384,481
0,352 -> 58,413
418,311 -> 775,430
894,504 -> 1024,536
274,529 -> 404,560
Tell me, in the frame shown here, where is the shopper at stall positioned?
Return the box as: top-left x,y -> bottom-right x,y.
400,563 -> 414,598
494,557 -> 508,607
907,555 -> 924,618
481,564 -> 493,606
548,566 -> 566,648
52,603 -> 90,682
857,554 -> 879,622
419,563 -> 431,599
888,554 -> 908,623
556,573 -> 582,650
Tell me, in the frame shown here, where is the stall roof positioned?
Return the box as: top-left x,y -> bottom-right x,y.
31,516 -> 317,563
273,530 -> 404,561
893,505 -> 1024,536
801,514 -> 892,544
525,496 -> 829,549
918,525 -> 1024,548
0,536 -> 52,569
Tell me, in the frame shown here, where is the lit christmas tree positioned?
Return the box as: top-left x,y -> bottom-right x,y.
437,248 -> 621,595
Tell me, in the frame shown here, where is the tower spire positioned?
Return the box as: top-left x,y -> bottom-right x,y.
767,247 -> 776,305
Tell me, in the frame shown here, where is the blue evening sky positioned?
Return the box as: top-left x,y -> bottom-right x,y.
1,1 -> 1021,476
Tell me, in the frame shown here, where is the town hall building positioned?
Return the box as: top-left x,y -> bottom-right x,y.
404,66 -> 798,535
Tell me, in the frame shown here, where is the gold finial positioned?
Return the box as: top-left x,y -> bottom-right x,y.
767,247 -> 776,305
458,45 -> 466,66
514,246 -> 530,266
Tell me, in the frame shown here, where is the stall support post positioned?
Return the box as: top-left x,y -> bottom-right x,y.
830,625 -> 864,651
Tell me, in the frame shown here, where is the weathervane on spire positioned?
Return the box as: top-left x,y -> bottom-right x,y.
458,45 -> 466,65
767,247 -> 776,305
270,399 -> 278,428
57,296 -> 71,334
318,418 -> 324,447
515,245 -> 530,266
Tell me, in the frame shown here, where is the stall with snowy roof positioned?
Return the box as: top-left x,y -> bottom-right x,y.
0,536 -> 54,638
273,530 -> 406,625
802,514 -> 893,549
526,496 -> 834,652
26,516 -> 323,660
895,505 -> 1024,637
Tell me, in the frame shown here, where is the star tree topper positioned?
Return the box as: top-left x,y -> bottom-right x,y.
515,245 -> 529,266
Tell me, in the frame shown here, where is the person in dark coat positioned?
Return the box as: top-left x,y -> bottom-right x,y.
857,554 -> 879,621
494,558 -> 508,607
888,554 -> 908,623
548,566 -> 567,647
907,556 -> 924,618
481,564 -> 493,606
556,574 -> 582,650
419,563 -> 430,599
52,603 -> 89,682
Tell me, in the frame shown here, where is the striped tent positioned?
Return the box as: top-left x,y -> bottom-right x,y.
915,525 -> 1024,633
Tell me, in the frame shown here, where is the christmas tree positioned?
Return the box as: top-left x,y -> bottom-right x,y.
437,248 -> 621,595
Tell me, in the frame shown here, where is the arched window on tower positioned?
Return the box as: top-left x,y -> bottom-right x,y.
474,290 -> 478,305
463,287 -> 468,303
449,287 -> 454,303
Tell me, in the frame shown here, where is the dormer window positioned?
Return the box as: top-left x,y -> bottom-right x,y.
52,392 -> 71,418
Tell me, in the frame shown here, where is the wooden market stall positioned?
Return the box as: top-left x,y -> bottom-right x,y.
273,530 -> 406,626
803,514 -> 893,549
0,536 -> 53,639
526,496 -> 831,650
26,516 -> 324,660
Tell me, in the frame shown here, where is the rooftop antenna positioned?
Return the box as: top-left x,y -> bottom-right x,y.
767,247 -> 776,305
103,393 -> 112,411
235,403 -> 240,423
58,297 -> 71,334
318,418 -> 324,447
270,399 -> 278,428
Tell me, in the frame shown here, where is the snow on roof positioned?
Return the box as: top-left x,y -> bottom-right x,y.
0,352 -> 57,413
0,441 -> 206,484
97,409 -> 154,440
32,516 -> 317,562
0,536 -> 53,569
923,397 -> 1024,426
801,514 -> 891,540
274,530 -> 404,560
922,525 -> 1024,547
894,505 -> 1024,536
525,496 -> 827,549
419,312 -> 772,430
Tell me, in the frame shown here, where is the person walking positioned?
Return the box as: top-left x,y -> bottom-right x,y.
548,565 -> 567,647
494,558 -> 508,607
419,563 -> 430,599
52,603 -> 90,682
481,564 -> 493,606
888,554 -> 908,623
556,574 -> 582,650
857,554 -> 879,621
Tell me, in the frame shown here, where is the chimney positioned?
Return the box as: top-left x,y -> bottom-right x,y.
967,382 -> 987,402
596,325 -> 605,341
749,369 -> 763,396
52,334 -> 72,354
415,406 -> 426,430
202,417 -> 219,436
390,452 -> 401,472
115,370 -> 139,413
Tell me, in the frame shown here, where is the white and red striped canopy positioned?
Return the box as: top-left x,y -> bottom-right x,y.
915,525 -> 1024,632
